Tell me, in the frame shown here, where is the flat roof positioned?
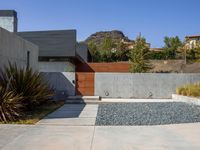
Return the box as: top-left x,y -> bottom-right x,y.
17,30 -> 77,57
185,35 -> 200,38
0,10 -> 17,17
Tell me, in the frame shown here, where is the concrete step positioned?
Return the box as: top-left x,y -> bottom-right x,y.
66,96 -> 101,101
65,99 -> 101,104
65,96 -> 101,104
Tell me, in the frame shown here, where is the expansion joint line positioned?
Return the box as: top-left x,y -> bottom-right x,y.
90,126 -> 96,150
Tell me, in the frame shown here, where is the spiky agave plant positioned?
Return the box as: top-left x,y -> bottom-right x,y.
0,63 -> 53,110
0,86 -> 23,122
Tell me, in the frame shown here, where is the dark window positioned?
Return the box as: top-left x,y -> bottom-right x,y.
27,51 -> 30,68
38,56 -> 71,62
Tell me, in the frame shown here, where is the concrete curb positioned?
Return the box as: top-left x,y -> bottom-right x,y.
101,98 -> 179,103
172,94 -> 200,106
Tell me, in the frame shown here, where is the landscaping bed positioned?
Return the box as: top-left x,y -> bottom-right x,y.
176,82 -> 200,98
172,94 -> 200,106
0,101 -> 64,124
95,102 -> 200,126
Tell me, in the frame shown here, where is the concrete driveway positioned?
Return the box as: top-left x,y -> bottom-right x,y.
1,104 -> 200,150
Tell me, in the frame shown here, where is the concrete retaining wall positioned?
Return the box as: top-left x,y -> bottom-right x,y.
41,72 -> 75,100
95,73 -> 200,98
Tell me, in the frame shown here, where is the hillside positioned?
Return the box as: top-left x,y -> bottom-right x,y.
85,30 -> 133,47
150,60 -> 200,73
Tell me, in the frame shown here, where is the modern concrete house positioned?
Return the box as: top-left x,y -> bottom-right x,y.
17,30 -> 90,72
0,10 -> 91,99
0,10 -> 38,70
17,30 -> 92,99
17,30 -> 91,98
0,27 -> 38,70
0,10 -> 91,73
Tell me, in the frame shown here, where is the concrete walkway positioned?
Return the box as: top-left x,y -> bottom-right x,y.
37,104 -> 98,126
1,104 -> 200,150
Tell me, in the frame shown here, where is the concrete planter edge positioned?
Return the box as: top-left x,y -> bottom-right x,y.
172,94 -> 200,106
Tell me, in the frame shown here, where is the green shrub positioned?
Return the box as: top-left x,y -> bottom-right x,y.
176,83 -> 200,98
147,51 -> 167,60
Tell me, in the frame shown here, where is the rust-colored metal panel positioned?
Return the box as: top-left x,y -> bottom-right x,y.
75,62 -> 130,96
76,62 -> 130,72
76,72 -> 94,96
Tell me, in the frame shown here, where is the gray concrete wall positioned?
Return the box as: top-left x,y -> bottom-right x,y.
76,43 -> 89,62
0,27 -> 38,70
39,62 -> 75,72
95,73 -> 200,98
41,72 -> 75,100
0,16 -> 17,32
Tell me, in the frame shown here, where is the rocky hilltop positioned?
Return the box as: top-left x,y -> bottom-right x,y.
85,30 -> 133,46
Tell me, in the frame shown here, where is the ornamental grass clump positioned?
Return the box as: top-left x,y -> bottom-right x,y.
0,63 -> 53,122
176,82 -> 200,98
0,86 -> 23,122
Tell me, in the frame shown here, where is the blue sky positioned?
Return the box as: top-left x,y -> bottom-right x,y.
0,0 -> 199,47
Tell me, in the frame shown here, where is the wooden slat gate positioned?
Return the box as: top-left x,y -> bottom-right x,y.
75,72 -> 94,96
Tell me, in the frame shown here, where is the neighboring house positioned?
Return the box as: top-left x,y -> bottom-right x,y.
185,35 -> 200,49
121,39 -> 151,50
121,39 -> 135,49
150,48 -> 163,52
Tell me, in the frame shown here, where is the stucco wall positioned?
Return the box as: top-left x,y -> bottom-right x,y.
95,73 -> 200,98
0,27 -> 38,70
41,72 -> 75,100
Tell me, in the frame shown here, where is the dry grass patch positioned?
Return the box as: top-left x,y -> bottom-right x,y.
176,82 -> 200,98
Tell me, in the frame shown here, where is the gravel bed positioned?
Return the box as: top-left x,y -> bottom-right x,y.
95,102 -> 200,126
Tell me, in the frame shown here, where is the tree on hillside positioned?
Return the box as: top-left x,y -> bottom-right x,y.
101,36 -> 115,51
88,35 -> 134,62
163,36 -> 183,59
88,41 -> 100,62
88,41 -> 97,52
192,42 -> 200,60
115,49 -> 129,61
129,35 -> 152,73
116,41 -> 130,61
116,41 -> 127,51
